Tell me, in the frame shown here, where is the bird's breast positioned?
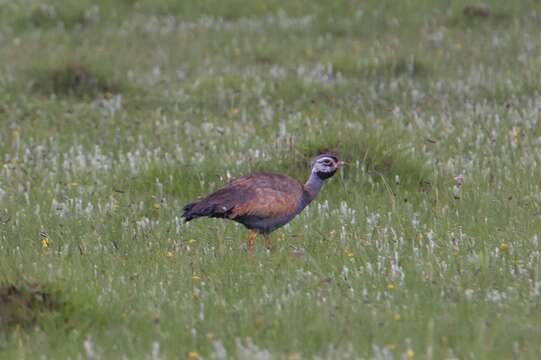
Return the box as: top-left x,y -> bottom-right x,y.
234,213 -> 298,234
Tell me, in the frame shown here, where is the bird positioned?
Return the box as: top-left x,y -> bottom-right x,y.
182,154 -> 344,254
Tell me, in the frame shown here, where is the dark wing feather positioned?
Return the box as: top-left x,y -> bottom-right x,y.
182,173 -> 303,221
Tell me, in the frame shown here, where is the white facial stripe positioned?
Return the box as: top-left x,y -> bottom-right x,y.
317,157 -> 336,164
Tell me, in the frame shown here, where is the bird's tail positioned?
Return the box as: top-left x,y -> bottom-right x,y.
181,202 -> 200,222
182,200 -> 232,222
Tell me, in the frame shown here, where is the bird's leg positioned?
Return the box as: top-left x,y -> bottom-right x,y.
264,234 -> 272,251
247,230 -> 257,255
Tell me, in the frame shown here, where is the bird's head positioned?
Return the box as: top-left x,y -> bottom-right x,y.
311,154 -> 345,180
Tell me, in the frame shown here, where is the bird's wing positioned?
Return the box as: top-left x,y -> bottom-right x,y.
185,177 -> 254,219
228,173 -> 303,219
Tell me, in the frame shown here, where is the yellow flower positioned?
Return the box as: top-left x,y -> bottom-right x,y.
387,283 -> 396,289
154,203 -> 161,210
192,275 -> 200,283
407,349 -> 415,358
40,231 -> 49,248
500,242 -> 510,253
228,107 -> 240,118
345,249 -> 354,258
511,127 -> 521,144
393,313 -> 401,321
188,239 -> 196,245
188,351 -> 200,360
166,251 -> 174,257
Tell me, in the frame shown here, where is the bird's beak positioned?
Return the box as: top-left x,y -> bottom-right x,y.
337,160 -> 346,168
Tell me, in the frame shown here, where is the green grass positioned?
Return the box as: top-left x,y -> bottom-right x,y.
1,0 -> 541,358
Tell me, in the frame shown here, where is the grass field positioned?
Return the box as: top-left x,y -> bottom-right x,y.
1,0 -> 541,358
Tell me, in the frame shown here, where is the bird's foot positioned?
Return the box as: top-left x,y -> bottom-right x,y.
247,231 -> 257,255
264,236 -> 272,251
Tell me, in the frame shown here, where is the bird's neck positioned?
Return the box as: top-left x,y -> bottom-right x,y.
304,172 -> 325,201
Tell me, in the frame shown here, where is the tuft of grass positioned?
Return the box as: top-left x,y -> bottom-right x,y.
142,0 -> 323,20
12,1 -> 136,31
333,55 -> 431,79
0,281 -> 62,330
300,123 -> 430,188
447,4 -> 513,28
26,59 -> 133,99
126,164 -> 214,200
26,3 -> 88,30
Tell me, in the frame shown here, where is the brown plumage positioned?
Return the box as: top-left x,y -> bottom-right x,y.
182,154 -> 344,253
184,174 -> 302,220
